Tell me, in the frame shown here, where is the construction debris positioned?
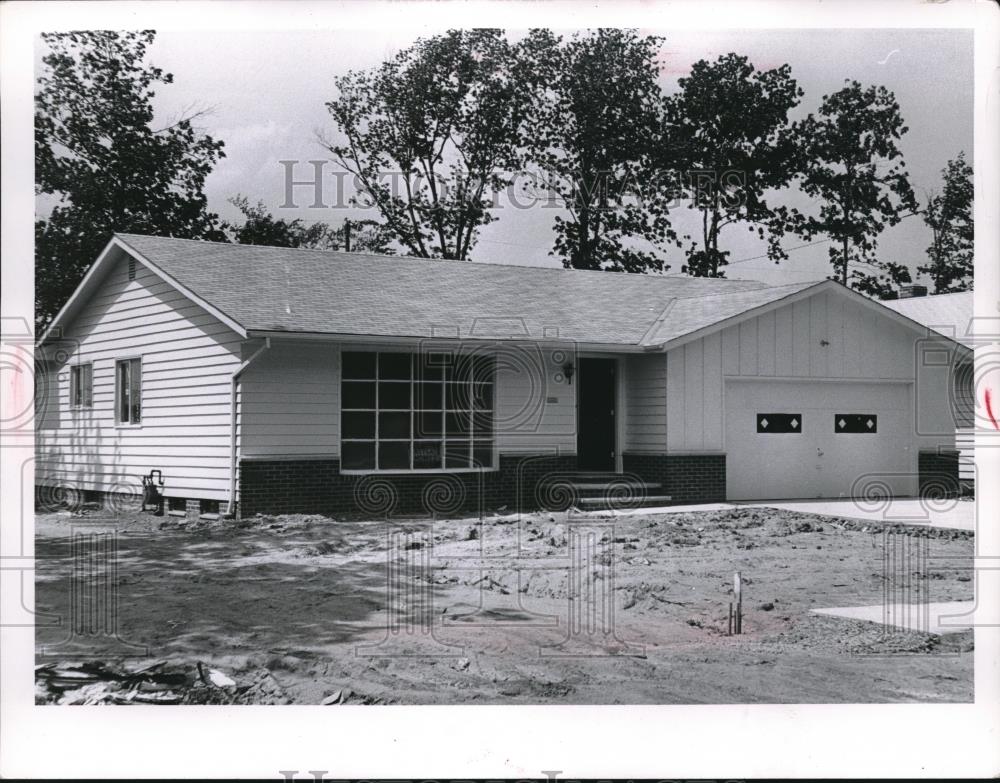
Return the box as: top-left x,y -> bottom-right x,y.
34,660 -> 285,705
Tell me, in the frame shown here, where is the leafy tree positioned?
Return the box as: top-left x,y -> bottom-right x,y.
519,28 -> 678,272
918,152 -> 973,293
229,196 -> 332,248
666,54 -> 803,278
846,258 -> 912,299
792,80 -> 917,292
35,30 -> 226,331
323,29 -> 528,260
229,196 -> 395,254
332,218 -> 396,255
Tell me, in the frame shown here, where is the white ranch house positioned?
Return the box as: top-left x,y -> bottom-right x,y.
35,234 -> 970,517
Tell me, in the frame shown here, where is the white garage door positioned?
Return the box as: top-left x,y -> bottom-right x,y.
725,380 -> 916,501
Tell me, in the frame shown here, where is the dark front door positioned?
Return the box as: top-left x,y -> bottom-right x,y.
577,358 -> 617,472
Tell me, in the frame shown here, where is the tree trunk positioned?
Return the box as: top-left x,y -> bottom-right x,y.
842,235 -> 849,286
577,202 -> 591,269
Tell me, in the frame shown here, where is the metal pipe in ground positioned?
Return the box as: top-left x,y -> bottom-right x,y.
734,571 -> 743,635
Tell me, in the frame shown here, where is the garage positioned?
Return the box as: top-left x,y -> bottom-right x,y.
725,379 -> 917,501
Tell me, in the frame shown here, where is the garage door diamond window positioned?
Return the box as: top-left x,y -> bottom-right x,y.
835,414 -> 877,433
756,413 -> 801,433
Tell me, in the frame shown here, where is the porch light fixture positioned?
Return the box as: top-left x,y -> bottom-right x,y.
562,361 -> 575,384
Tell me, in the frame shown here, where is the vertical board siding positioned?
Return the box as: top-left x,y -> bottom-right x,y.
663,291 -> 948,452
827,292 -> 846,377
36,255 -> 242,500
773,305 -> 794,377
624,353 -> 666,452
701,331 -> 724,449
809,291 -> 828,377
738,319 -> 757,376
756,310 -> 776,376
791,299 -> 811,377
683,342 -> 704,449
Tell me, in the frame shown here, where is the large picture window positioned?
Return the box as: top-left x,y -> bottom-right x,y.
341,351 -> 495,471
115,357 -> 142,425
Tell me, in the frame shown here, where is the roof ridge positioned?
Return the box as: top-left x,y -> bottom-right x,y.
114,232 -> 769,286
116,232 -> 408,263
671,279 -> 820,302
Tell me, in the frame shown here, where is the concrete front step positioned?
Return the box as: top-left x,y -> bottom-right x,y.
577,493 -> 674,509
571,481 -> 662,493
557,474 -> 670,510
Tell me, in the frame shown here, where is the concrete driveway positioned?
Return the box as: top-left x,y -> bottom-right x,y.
586,497 -> 976,533
738,498 -> 975,532
813,600 -> 977,635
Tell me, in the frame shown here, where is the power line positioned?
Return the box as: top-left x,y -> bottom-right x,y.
248,207 -> 929,269
715,209 -> 927,267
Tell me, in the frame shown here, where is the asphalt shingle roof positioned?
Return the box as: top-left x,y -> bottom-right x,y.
644,281 -> 820,345
116,233 -> 777,347
883,292 -> 974,347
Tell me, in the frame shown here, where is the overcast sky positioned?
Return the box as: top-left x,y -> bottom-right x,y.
75,27 -> 975,285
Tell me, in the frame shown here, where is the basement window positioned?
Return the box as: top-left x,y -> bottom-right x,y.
70,363 -> 93,408
341,351 -> 495,472
115,357 -> 142,425
835,414 -> 877,434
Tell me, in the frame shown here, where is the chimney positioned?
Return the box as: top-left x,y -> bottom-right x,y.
898,284 -> 928,299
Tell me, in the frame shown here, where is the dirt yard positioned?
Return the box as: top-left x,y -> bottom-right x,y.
35,504 -> 974,705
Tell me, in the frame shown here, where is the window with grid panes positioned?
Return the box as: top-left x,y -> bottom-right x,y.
340,351 -> 495,471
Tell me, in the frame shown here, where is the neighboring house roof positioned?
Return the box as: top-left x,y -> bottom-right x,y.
883,291 -> 974,348
40,234 -> 964,353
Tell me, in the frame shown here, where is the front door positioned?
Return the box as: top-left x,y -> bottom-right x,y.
577,358 -> 617,472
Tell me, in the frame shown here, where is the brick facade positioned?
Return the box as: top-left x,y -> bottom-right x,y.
622,453 -> 727,504
238,454 -> 578,517
918,449 -> 961,498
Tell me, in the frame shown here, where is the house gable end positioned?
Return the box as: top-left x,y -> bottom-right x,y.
39,236 -> 247,350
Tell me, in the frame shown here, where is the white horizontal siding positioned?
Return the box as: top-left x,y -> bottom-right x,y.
956,427 -> 975,482
495,347 -> 575,455
36,255 -> 242,501
237,340 -> 578,461
623,352 -> 666,452
239,341 -> 340,460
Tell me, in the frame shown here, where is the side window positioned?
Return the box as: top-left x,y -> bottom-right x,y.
115,358 -> 142,424
70,363 -> 93,409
